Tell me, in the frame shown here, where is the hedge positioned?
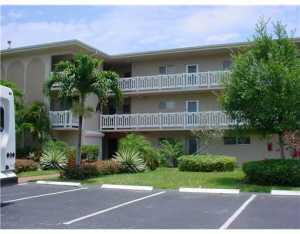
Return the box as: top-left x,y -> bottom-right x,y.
243,159 -> 300,186
178,155 -> 237,172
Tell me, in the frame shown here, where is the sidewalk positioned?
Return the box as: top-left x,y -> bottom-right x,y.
18,173 -> 59,183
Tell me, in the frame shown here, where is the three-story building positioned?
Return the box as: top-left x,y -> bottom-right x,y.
1,39 -> 299,163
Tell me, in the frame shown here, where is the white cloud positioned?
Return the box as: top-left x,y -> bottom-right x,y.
1,6 -> 299,54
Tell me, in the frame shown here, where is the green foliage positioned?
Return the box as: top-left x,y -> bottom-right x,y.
43,140 -> 69,153
15,159 -> 39,173
45,53 -> 122,167
40,148 -> 67,170
81,145 -> 99,160
159,139 -> 184,167
119,134 -> 160,170
178,155 -> 237,172
221,19 -> 300,158
114,148 -> 146,173
21,102 -> 51,147
61,164 -> 99,180
243,159 -> 300,186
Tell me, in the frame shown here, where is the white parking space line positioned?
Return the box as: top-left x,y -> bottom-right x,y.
271,190 -> 300,196
219,194 -> 256,229
37,181 -> 81,187
179,187 -> 240,194
101,184 -> 153,191
3,187 -> 88,203
63,191 -> 166,225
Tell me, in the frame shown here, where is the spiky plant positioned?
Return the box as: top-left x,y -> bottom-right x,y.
40,148 -> 67,170
113,148 -> 146,173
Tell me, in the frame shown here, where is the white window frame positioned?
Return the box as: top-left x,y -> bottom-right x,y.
159,64 -> 176,75
186,64 -> 198,73
185,100 -> 199,112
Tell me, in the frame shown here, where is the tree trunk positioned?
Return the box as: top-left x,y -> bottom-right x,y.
76,115 -> 83,167
278,132 -> 285,159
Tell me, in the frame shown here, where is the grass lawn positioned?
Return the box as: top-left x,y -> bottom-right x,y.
17,169 -> 59,177
55,167 -> 300,193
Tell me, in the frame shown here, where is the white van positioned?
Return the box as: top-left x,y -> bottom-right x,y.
0,85 -> 17,185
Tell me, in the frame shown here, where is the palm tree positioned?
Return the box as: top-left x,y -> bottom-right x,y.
45,53 -> 122,167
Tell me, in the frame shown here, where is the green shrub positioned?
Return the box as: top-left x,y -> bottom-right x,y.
43,140 -> 69,154
15,159 -> 39,173
40,148 -> 67,170
119,134 -> 159,170
81,145 -> 99,160
114,148 -> 146,173
83,160 -> 123,175
178,155 -> 237,172
61,164 -> 99,180
243,159 -> 300,186
159,139 -> 184,167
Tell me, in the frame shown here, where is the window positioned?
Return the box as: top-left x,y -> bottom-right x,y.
223,137 -> 236,145
222,60 -> 232,70
159,66 -> 167,75
186,101 -> 199,112
159,101 -> 176,110
159,65 -> 176,75
187,138 -> 198,154
0,107 -> 4,132
186,64 -> 198,73
237,136 -> 251,144
224,136 -> 251,145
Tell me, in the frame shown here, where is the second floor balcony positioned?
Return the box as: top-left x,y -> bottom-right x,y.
118,70 -> 230,94
100,111 -> 236,132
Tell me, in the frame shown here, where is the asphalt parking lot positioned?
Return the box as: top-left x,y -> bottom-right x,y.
1,183 -> 299,229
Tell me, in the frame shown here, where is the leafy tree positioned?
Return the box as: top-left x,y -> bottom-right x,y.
192,129 -> 225,154
221,19 -> 300,158
45,53 -> 122,167
21,102 -> 51,148
159,139 -> 184,167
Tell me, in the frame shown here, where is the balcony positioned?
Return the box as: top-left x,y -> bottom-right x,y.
49,110 -> 79,129
100,111 -> 236,132
118,70 -> 230,94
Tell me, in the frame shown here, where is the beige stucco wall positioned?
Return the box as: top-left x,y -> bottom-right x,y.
131,92 -> 221,113
131,53 -> 230,76
132,131 -> 281,164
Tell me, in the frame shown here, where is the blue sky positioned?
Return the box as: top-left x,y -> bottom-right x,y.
1,5 -> 300,54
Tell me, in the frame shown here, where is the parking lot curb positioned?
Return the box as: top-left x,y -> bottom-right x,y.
179,187 -> 240,194
101,184 -> 153,191
271,190 -> 300,196
36,181 -> 81,187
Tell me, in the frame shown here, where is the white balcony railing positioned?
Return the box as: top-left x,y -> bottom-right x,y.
118,71 -> 230,93
49,110 -> 79,128
100,111 -> 236,131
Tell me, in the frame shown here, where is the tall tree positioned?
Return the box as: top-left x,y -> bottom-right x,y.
45,53 -> 122,167
221,19 -> 300,158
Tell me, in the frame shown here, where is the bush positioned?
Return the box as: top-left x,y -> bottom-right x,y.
243,159 -> 300,186
178,155 -> 237,172
83,160 -> 123,175
81,145 -> 99,160
61,164 -> 99,180
114,148 -> 146,173
43,140 -> 69,154
15,159 -> 39,173
119,134 -> 160,170
159,139 -> 184,167
40,148 -> 67,170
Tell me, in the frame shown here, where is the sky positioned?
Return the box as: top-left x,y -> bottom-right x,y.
1,5 -> 300,54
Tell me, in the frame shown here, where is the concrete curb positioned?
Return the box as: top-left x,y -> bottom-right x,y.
271,190 -> 300,196
36,181 -> 81,187
101,184 -> 153,191
179,187 -> 240,194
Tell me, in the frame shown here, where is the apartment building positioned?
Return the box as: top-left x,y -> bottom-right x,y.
1,39 -> 299,163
